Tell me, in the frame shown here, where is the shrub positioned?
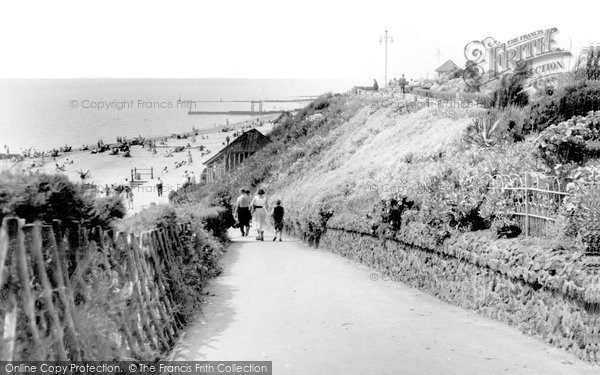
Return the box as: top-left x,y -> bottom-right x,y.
118,202 -> 224,322
0,171 -> 126,228
86,195 -> 126,229
535,111 -> 600,168
491,67 -> 530,108
176,204 -> 231,242
464,106 -> 529,147
118,204 -> 178,233
527,80 -> 600,133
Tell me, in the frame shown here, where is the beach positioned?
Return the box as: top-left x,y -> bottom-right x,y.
0,115 -> 276,214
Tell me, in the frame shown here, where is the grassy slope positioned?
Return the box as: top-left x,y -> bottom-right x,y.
184,91 -> 538,247
270,102 -> 472,231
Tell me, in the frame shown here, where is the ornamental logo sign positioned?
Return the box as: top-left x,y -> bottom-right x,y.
463,27 -> 572,89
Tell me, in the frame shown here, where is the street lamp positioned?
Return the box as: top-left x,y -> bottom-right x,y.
379,28 -> 393,88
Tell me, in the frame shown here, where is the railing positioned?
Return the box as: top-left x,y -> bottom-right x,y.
491,172 -> 570,237
131,167 -> 153,181
0,217 -> 185,360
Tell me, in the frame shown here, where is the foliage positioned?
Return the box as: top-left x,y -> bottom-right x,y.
118,202 -> 224,323
182,83 -> 598,252
527,80 -> 600,133
464,116 -> 501,147
491,68 -> 531,108
176,204 -> 231,242
535,111 -> 600,168
560,165 -> 600,251
86,195 -> 126,229
0,171 -> 125,229
118,204 -> 178,233
464,106 -> 529,147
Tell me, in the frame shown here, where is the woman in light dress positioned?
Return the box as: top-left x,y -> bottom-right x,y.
250,188 -> 269,241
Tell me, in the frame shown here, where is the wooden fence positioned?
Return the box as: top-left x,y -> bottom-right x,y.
0,216 -> 186,361
491,172 -> 570,237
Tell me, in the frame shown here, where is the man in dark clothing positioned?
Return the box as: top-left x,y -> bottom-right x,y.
234,188 -> 252,236
399,74 -> 407,95
272,200 -> 284,242
156,177 -> 163,197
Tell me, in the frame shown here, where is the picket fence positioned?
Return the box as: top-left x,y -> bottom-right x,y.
0,216 -> 186,361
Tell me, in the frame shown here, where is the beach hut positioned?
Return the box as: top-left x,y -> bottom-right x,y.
435,59 -> 460,79
200,128 -> 271,184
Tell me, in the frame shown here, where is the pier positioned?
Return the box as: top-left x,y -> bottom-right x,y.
185,97 -> 318,115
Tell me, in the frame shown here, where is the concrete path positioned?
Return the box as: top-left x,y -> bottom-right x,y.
168,229 -> 598,374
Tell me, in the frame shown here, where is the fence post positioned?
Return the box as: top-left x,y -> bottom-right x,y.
525,173 -> 531,237
0,219 -> 16,361
13,219 -> 43,359
30,223 -> 68,360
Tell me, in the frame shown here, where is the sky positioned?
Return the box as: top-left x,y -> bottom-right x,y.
0,0 -> 598,82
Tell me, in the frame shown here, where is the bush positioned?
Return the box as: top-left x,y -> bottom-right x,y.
118,202 -> 224,322
464,106 -> 528,147
527,80 -> 600,133
176,204 -> 231,242
117,204 -> 178,233
535,111 -> 600,168
491,67 -> 530,108
0,171 -> 125,229
86,195 -> 126,229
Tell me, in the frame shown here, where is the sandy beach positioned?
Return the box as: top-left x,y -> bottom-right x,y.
0,115 -> 277,214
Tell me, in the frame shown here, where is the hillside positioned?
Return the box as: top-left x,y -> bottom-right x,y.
174,84 -> 600,362
195,91 -> 538,245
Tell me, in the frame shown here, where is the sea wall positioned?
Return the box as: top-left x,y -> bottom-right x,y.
318,227 -> 600,363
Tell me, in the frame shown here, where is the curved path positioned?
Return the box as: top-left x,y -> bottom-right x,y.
168,229 -> 597,374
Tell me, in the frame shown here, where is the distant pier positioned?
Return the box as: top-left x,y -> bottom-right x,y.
185,97 -> 318,115
188,110 -> 295,115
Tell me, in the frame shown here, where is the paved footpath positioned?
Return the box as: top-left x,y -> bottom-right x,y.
168,229 -> 598,375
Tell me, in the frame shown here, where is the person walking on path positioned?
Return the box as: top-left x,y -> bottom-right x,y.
234,188 -> 252,237
271,199 -> 284,242
156,177 -> 163,197
127,189 -> 134,210
244,189 -> 252,232
399,74 -> 407,96
250,189 -> 269,241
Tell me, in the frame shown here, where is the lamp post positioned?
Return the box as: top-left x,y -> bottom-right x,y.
379,28 -> 393,87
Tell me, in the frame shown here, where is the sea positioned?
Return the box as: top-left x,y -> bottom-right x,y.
0,79 -> 354,151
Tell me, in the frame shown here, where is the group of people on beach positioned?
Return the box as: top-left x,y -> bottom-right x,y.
234,188 -> 284,242
103,183 -> 135,209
